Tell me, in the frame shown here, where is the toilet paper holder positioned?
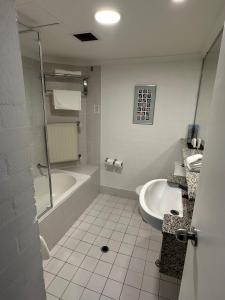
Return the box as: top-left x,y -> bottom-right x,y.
105,158 -> 123,169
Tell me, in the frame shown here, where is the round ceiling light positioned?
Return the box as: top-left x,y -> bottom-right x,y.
172,0 -> 185,3
95,10 -> 121,25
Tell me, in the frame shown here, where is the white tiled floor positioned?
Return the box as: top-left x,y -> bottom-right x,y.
44,194 -> 180,300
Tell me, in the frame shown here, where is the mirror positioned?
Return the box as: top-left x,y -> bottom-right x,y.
195,30 -> 223,142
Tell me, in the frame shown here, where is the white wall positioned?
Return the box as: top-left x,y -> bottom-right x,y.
101,57 -> 201,192
0,0 -> 45,299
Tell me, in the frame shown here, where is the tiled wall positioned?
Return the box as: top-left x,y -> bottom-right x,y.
0,0 -> 45,299
87,66 -> 101,166
22,57 -> 48,177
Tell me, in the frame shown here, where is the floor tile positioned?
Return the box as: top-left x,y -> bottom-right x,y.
132,246 -> 147,260
44,271 -> 55,288
119,217 -> 130,225
105,221 -> 117,230
61,282 -> 84,300
100,296 -> 113,300
125,269 -> 142,289
87,273 -> 107,293
75,241 -> 92,255
123,234 -> 137,245
64,238 -> 80,251
78,222 -> 91,231
115,223 -> 127,233
135,237 -> 149,249
82,232 -> 97,244
119,243 -> 134,256
111,231 -> 124,242
120,284 -> 140,300
149,240 -> 161,252
114,253 -> 131,269
144,261 -> 160,278
94,236 -> 109,247
54,246 -> 72,261
58,263 -> 78,281
139,290 -> 158,300
67,252 -> 85,267
141,275 -> 159,295
80,289 -> 101,300
126,226 -> 139,236
88,225 -> 102,235
80,256 -> 98,272
47,276 -> 69,298
103,279 -> 123,300
84,215 -> 96,224
88,245 -> 102,259
101,250 -> 117,264
99,228 -> 113,238
71,229 -> 86,240
44,258 -> 64,275
94,218 -> 106,227
72,268 -> 92,287
109,265 -> 127,283
107,240 -> 121,252
129,257 -> 145,273
146,250 -> 159,263
46,293 -> 59,300
159,280 -> 178,300
109,214 -> 120,222
94,260 -> 112,277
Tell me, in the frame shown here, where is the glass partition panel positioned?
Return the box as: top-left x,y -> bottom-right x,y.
19,29 -> 52,217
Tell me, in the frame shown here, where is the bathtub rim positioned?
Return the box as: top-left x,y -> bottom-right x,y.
38,168 -> 91,222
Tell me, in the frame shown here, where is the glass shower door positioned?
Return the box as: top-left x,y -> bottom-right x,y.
19,27 -> 52,217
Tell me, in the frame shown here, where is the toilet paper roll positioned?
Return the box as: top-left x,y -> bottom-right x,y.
114,160 -> 123,169
105,158 -> 114,166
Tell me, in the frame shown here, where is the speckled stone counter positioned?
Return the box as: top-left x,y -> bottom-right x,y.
159,139 -> 198,279
181,139 -> 203,200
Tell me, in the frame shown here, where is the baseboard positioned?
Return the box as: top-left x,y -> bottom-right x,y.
100,185 -> 138,200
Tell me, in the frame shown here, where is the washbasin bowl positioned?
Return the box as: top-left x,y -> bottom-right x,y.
139,179 -> 183,228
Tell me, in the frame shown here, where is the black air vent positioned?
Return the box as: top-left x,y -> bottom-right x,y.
74,32 -> 98,42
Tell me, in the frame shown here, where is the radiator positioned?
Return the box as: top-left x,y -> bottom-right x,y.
47,123 -> 78,163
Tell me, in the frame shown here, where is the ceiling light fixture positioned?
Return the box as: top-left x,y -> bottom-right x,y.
95,10 -> 121,25
172,0 -> 185,3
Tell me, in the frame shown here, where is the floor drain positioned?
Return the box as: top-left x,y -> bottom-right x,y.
170,210 -> 179,216
101,246 -> 109,253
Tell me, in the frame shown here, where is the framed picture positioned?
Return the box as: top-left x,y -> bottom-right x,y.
133,85 -> 157,125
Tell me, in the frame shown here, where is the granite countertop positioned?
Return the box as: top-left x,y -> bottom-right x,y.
162,195 -> 194,234
162,139 -> 200,234
181,139 -> 203,200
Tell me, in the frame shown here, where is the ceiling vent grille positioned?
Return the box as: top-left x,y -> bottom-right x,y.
74,33 -> 98,42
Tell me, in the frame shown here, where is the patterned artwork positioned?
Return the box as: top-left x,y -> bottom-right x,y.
133,85 -> 156,124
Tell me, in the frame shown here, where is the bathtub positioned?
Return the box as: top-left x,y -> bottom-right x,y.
34,170 -> 90,213
38,166 -> 99,249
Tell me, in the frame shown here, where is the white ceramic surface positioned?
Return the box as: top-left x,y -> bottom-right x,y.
139,179 -> 183,224
34,170 -> 90,214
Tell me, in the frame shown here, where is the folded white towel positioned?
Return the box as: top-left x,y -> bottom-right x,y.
55,69 -> 82,76
186,154 -> 203,172
53,89 -> 81,111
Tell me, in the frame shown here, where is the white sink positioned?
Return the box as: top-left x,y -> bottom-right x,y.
139,179 -> 183,228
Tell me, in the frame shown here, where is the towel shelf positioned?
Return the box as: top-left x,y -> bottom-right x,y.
44,72 -> 88,81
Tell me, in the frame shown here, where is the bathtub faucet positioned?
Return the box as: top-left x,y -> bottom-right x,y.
37,163 -> 48,176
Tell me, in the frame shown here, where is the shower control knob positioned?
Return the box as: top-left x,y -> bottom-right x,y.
175,227 -> 198,247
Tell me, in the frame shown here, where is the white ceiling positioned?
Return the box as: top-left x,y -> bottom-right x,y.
16,0 -> 225,64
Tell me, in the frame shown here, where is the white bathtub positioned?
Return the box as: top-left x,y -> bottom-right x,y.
34,170 -> 90,215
